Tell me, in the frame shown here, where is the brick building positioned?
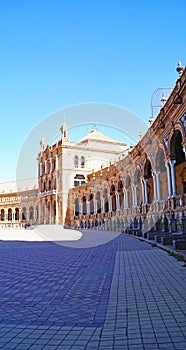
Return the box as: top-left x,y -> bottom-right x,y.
66,65 -> 186,233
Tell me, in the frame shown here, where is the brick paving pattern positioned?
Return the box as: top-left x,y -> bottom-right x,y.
0,231 -> 185,349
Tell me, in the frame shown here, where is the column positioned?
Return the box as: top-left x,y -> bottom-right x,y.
12,209 -> 15,221
133,185 -> 137,207
44,160 -> 47,174
116,193 -> 120,210
125,189 -> 129,209
94,200 -> 97,214
143,179 -> 148,204
39,162 -> 43,176
169,160 -> 176,197
165,162 -> 172,198
156,171 -> 161,201
50,158 -> 53,172
109,196 -> 112,212
152,173 -> 157,202
101,198 -> 105,213
141,180 -> 145,204
79,203 -> 83,216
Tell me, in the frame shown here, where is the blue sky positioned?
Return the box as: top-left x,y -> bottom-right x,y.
0,0 -> 185,181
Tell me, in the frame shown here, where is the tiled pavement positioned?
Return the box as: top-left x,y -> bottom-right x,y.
0,231 -> 186,349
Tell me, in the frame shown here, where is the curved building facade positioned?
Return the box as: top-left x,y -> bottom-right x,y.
66,67 -> 186,234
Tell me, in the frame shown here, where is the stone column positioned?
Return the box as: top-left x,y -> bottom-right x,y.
94,200 -> 97,214
169,160 -> 177,197
143,179 -> 148,204
133,185 -> 137,207
125,189 -> 129,209
39,162 -> 43,176
79,203 -> 83,216
152,173 -> 157,202
109,196 -> 112,212
116,193 -> 120,210
44,160 -> 47,174
141,180 -> 145,204
156,171 -> 161,201
165,162 -> 172,198
101,198 -> 105,213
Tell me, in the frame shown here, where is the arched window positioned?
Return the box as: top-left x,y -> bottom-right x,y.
74,155 -> 78,168
15,208 -> 19,221
81,156 -> 85,168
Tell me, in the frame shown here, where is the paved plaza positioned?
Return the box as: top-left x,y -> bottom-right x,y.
0,228 -> 186,349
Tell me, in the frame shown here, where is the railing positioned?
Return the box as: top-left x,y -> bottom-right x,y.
38,190 -> 56,198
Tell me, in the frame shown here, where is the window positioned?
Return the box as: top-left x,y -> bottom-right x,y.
74,174 -> 86,187
74,155 -> 78,168
81,156 -> 85,168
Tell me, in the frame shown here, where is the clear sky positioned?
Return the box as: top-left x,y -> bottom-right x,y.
0,0 -> 185,182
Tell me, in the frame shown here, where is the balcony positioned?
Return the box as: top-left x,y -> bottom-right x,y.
38,190 -> 56,198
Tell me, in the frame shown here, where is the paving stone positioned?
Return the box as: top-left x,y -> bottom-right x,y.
0,232 -> 185,350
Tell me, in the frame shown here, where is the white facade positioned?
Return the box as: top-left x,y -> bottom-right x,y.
38,123 -> 127,225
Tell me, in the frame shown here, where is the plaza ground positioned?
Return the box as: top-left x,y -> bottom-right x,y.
0,227 -> 186,349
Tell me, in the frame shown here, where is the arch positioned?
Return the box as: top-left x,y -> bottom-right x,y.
117,176 -> 124,208
74,197 -> 79,216
170,129 -> 185,163
0,209 -> 5,221
15,207 -> 19,221
170,130 -> 186,195
110,181 -> 116,211
89,190 -> 94,214
103,187 -> 109,213
134,169 -> 142,206
29,206 -> 34,220
8,208 -> 12,221
96,190 -> 101,214
144,159 -> 154,204
155,148 -> 168,200
22,207 -> 26,221
125,175 -> 132,208
82,194 -> 87,215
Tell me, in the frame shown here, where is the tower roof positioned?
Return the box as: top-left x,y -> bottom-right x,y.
78,125 -> 126,145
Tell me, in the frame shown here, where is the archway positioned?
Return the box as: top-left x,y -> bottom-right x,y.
15,207 -> 19,221
170,130 -> 186,195
82,194 -> 87,215
126,175 -> 132,208
8,208 -> 12,221
117,176 -> 124,209
1,209 -> 5,221
144,159 -> 154,204
74,197 -> 79,216
103,188 -> 109,213
156,148 -> 167,200
110,181 -> 116,211
96,190 -> 101,214
134,169 -> 142,206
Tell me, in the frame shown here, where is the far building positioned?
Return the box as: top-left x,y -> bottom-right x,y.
0,178 -> 38,228
37,123 -> 127,225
